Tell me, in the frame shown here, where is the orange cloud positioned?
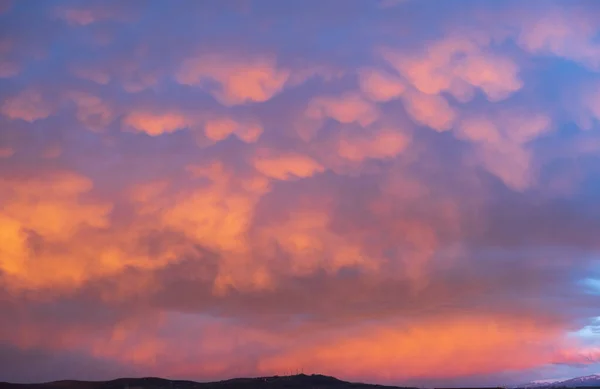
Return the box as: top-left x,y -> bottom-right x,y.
123,111 -> 192,136
253,209 -> 377,277
176,54 -> 290,106
253,151 -> 324,180
204,117 -> 263,143
129,162 -> 272,293
258,316 -> 564,382
0,172 -> 113,290
2,2 -> 600,385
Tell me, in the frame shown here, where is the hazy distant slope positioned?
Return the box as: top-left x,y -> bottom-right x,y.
516,374 -> 600,388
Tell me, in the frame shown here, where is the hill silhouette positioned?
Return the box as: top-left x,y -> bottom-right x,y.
0,374 -> 418,389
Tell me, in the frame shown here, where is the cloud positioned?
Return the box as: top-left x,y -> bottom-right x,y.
54,2 -> 137,26
382,34 -> 522,102
2,0 -> 600,385
401,90 -> 456,131
253,151 -> 324,180
259,316 -> 563,381
456,110 -> 551,190
204,117 -> 263,143
68,91 -> 115,130
358,68 -> 405,102
0,172 -> 112,290
306,93 -> 379,127
517,9 -> 600,70
336,127 -> 410,162
0,89 -> 55,122
123,111 -> 193,136
176,54 -> 290,106
554,347 -> 600,366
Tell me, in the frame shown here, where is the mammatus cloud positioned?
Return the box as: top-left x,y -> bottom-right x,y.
176,54 -> 290,106
456,110 -> 551,190
517,8 -> 600,70
306,93 -> 379,127
1,89 -> 55,122
336,127 -> 409,162
1,0 -> 600,386
381,34 -> 522,103
204,118 -> 263,143
358,68 -> 405,102
123,111 -> 192,136
0,172 -> 112,290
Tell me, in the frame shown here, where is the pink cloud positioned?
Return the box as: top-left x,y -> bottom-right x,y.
517,9 -> 600,70
306,92 -> 379,127
383,34 -> 521,102
358,68 -> 405,102
554,347 -> 600,365
176,54 -> 290,106
401,90 -> 456,131
457,111 -> 551,190
452,53 -> 522,102
337,127 -> 410,162
68,91 -> 115,130
0,89 -> 55,122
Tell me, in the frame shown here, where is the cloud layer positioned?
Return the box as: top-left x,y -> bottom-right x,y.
1,0 -> 600,386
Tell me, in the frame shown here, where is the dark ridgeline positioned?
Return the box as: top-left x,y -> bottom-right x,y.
434,387 -> 505,389
0,374 -> 419,389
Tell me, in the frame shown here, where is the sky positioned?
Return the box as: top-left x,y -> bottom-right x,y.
1,0 -> 600,387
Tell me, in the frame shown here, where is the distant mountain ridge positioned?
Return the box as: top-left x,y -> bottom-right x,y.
0,374 -> 417,389
516,374 -> 600,388
3,373 -> 600,389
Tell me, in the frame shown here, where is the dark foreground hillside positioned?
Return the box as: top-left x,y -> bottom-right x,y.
0,374 -> 418,389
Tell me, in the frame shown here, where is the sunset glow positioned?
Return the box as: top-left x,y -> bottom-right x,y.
1,0 -> 600,387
